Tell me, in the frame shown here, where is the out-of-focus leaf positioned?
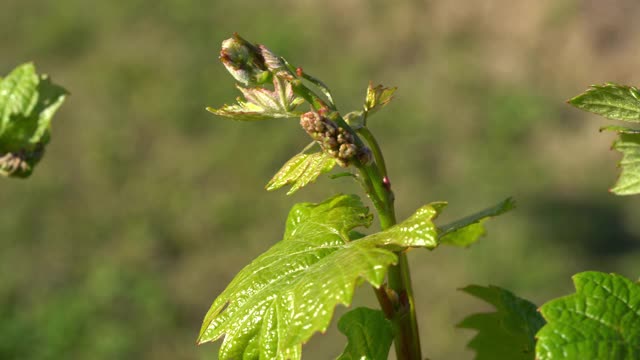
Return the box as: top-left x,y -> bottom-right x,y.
536,272 -> 640,360
600,126 -> 640,195
0,63 -> 68,178
337,307 -> 394,360
207,77 -> 304,121
600,125 -> 640,134
266,151 -> 336,195
569,83 -> 640,122
459,285 -> 544,360
438,198 -> 515,247
198,194 -> 445,359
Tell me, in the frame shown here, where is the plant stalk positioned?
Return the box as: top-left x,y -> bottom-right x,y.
357,131 -> 422,360
292,79 -> 423,358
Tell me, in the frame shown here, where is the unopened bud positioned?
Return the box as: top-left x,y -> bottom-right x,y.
220,34 -> 271,86
259,45 -> 294,81
300,112 -> 323,140
339,143 -> 357,159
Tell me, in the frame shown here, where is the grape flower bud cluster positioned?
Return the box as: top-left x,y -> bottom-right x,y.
300,111 -> 372,167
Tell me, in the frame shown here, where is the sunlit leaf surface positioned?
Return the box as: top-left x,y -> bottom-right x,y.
569,84 -> 640,122
536,272 -> 640,360
198,194 -> 444,359
265,151 -> 336,195
207,77 -> 304,121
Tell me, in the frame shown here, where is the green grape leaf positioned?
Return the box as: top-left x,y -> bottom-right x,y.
366,201 -> 445,250
599,126 -> 640,195
569,83 -> 640,122
207,77 -> 304,121
536,272 -> 640,360
337,307 -> 394,360
198,194 -> 444,359
438,197 -> 515,247
458,285 -> 545,360
265,151 -> 336,195
340,84 -> 397,130
0,62 -> 67,178
365,83 -> 396,115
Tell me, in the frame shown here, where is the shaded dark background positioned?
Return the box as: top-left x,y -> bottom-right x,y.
2,1 -> 640,359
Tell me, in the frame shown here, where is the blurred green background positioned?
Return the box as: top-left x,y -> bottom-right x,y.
2,0 -> 640,359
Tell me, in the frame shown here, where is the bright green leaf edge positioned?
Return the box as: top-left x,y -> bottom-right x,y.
536,271 -> 640,360
569,83 -> 640,122
266,151 -> 336,195
337,307 -> 394,360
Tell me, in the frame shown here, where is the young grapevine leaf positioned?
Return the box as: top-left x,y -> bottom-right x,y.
458,285 -> 545,360
345,83 -> 397,129
337,307 -> 394,360
569,84 -> 640,122
365,201 -> 446,250
438,197 -> 515,247
365,83 -> 396,115
0,63 -> 67,178
265,151 -> 336,195
536,272 -> 640,360
207,77 -> 304,121
600,126 -> 640,195
198,194 -> 445,359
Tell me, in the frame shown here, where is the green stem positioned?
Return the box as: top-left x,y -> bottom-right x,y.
356,129 -> 422,360
357,127 -> 388,178
292,80 -> 422,358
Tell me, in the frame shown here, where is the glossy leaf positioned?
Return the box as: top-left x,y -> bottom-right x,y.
266,151 -> 336,195
536,272 -> 640,360
569,84 -> 640,122
459,285 -> 545,360
337,307 -> 394,360
438,197 -> 515,247
599,126 -> 640,195
207,77 -> 304,121
198,194 -> 445,359
0,63 -> 68,178
366,201 -> 445,250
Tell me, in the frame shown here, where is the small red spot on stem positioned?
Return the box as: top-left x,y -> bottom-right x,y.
383,176 -> 392,191
296,67 -> 303,77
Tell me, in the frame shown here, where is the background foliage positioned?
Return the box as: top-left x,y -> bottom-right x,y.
2,1 -> 640,359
